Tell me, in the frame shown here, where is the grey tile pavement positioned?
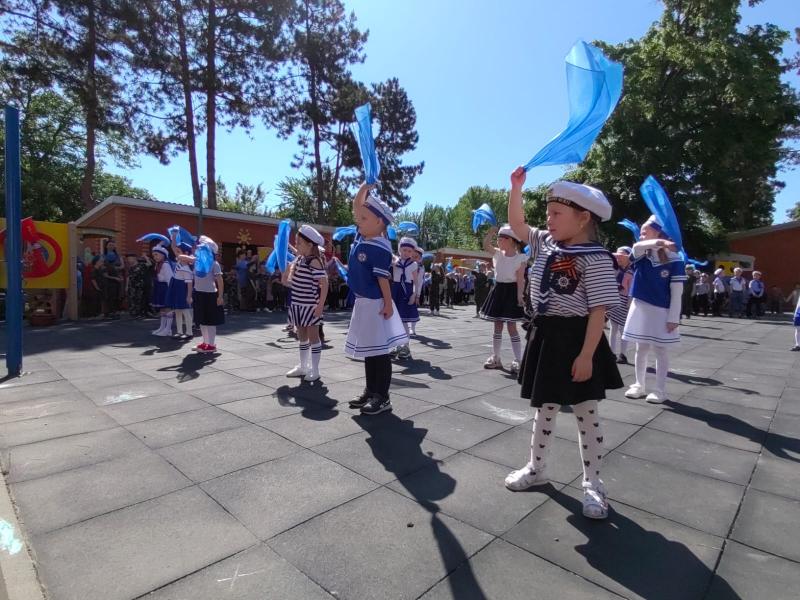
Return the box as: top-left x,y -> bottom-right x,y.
0,307 -> 797,599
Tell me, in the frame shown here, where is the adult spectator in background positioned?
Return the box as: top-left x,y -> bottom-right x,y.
102,257 -> 123,318
768,284 -> 784,315
681,264 -> 696,319
103,239 -> 122,269
786,284 -> 800,318
473,263 -> 490,317
85,256 -> 104,318
747,271 -> 765,318
235,250 -> 256,311
125,254 -> 147,318
712,268 -> 727,316
728,268 -> 746,318
694,273 -> 711,316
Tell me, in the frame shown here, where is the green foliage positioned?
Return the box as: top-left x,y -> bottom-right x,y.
210,178 -> 269,216
787,201 -> 800,221
567,0 -> 800,255
272,171 -> 352,225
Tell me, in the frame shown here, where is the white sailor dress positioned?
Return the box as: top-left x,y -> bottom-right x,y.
622,250 -> 686,346
166,262 -> 193,310
391,258 -> 420,323
344,235 -> 409,358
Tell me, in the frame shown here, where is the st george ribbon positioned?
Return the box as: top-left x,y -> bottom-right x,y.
523,41 -> 623,171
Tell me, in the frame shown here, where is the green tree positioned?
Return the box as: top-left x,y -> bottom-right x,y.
787,201 -> 800,221
566,0 -> 800,255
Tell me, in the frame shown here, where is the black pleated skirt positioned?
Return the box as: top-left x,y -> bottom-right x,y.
480,282 -> 526,322
193,291 -> 225,326
518,315 -> 623,407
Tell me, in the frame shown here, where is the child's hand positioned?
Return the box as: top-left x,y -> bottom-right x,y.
313,304 -> 324,319
186,295 -> 193,306
517,295 -> 524,307
216,296 -> 224,307
409,295 -> 417,306
510,166 -> 527,189
666,322 -> 679,332
571,353 -> 593,382
380,300 -> 393,320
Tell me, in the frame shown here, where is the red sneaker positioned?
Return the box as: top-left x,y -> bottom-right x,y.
202,344 -> 218,354
193,343 -> 209,352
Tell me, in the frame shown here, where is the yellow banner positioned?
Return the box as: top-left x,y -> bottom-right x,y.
0,218 -> 70,289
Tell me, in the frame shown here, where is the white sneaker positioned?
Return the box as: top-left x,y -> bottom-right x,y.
582,480 -> 609,519
484,355 -> 503,370
505,464 -> 549,491
624,383 -> 646,399
286,365 -> 307,378
646,390 -> 667,403
304,369 -> 320,382
509,360 -> 520,374
154,328 -> 172,337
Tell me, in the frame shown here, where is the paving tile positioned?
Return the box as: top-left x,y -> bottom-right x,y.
269,487 -> 493,600
4,426 -> 148,483
201,450 -> 377,540
421,539 -> 620,600
706,540 -> 800,600
389,452 -> 558,536
127,406 -> 249,449
646,410 -> 764,452
144,544 -> 332,600
11,451 -> 190,534
388,380 -> 483,405
165,371 -> 246,391
683,385 -> 779,411
402,407 -> 511,451
314,419 -> 458,485
187,380 -> 273,405
84,379 -> 181,406
553,411 -> 640,449
223,364 -> 292,381
750,451 -> 800,500
158,425 -> 301,482
0,393 -> 96,424
0,369 -> 66,388
0,380 -> 80,403
593,398 -> 662,426
663,396 -> 774,431
732,488 -> 800,562
66,370 -> 160,393
258,409 -> 362,448
617,428 -> 758,485
503,486 -> 724,600
599,452 -> 743,536
0,408 -> 118,447
33,487 -> 257,600
99,392 -> 209,426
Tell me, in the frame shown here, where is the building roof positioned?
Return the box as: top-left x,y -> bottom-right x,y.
728,220 -> 800,240
434,247 -> 492,259
75,196 -> 336,233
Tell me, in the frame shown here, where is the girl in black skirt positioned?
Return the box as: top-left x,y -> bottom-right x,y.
479,225 -> 529,374
176,236 -> 224,354
504,167 -> 623,521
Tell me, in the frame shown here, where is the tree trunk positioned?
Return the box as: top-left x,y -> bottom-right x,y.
172,0 -> 202,208
304,0 -> 325,222
205,0 -> 217,209
80,0 -> 98,211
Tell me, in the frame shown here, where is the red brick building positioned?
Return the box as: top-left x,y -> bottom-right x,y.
728,221 -> 800,293
75,196 -> 336,267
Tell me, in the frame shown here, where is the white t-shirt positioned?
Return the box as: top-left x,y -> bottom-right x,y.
194,262 -> 222,293
493,250 -> 528,283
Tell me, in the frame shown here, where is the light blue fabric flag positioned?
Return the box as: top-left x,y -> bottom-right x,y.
471,203 -> 497,232
136,233 -> 170,246
687,258 -> 708,267
351,103 -> 381,184
387,226 -> 397,241
167,225 -> 197,248
524,41 -> 623,171
422,252 -> 435,261
397,221 -> 419,236
336,261 -> 349,283
195,244 -> 214,277
333,225 -> 358,242
274,219 -> 292,272
640,176 -> 683,252
446,259 -> 453,273
617,219 -> 641,242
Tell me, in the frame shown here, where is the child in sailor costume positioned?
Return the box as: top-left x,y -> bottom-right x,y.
150,244 -> 175,336
345,184 -> 409,415
175,236 -> 225,353
166,241 -> 195,340
504,169 -> 623,521
283,225 -> 329,382
411,243 -> 426,333
391,236 -> 420,359
607,246 -> 633,364
479,224 -> 529,374
622,215 -> 686,403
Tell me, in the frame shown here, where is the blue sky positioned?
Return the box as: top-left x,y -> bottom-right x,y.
108,0 -> 800,224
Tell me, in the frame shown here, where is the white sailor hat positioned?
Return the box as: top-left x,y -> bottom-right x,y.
547,181 -> 612,222
616,246 -> 633,255
364,191 -> 394,225
152,244 -> 169,258
413,244 -> 424,255
643,214 -> 665,234
298,224 -> 324,247
497,224 -> 522,242
714,267 -> 724,276
198,235 -> 218,254
399,236 -> 417,249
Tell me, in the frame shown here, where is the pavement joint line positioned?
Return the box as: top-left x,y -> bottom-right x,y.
0,469 -> 46,600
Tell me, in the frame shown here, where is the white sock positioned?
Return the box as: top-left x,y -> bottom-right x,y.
510,333 -> 522,362
163,312 -> 174,334
410,322 -> 417,335
299,341 -> 310,369
634,343 -> 651,389
182,309 -> 192,334
795,327 -> 800,347
155,316 -> 166,332
620,337 -> 628,356
403,322 -> 411,336
200,325 -> 208,344
528,403 -> 559,472
174,311 -> 184,335
492,332 -> 502,358
654,345 -> 669,394
311,342 -> 322,372
207,326 -> 216,346
574,399 -> 604,486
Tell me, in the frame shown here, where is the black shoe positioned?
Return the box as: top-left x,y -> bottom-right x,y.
360,394 -> 392,415
349,389 -> 371,409
616,354 -> 628,365
791,346 -> 800,352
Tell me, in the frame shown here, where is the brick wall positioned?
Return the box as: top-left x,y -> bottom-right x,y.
729,225 -> 800,294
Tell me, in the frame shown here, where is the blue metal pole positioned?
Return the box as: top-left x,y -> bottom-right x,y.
4,105 -> 23,377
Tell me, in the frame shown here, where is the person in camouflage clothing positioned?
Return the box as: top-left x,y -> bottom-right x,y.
126,254 -> 149,318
